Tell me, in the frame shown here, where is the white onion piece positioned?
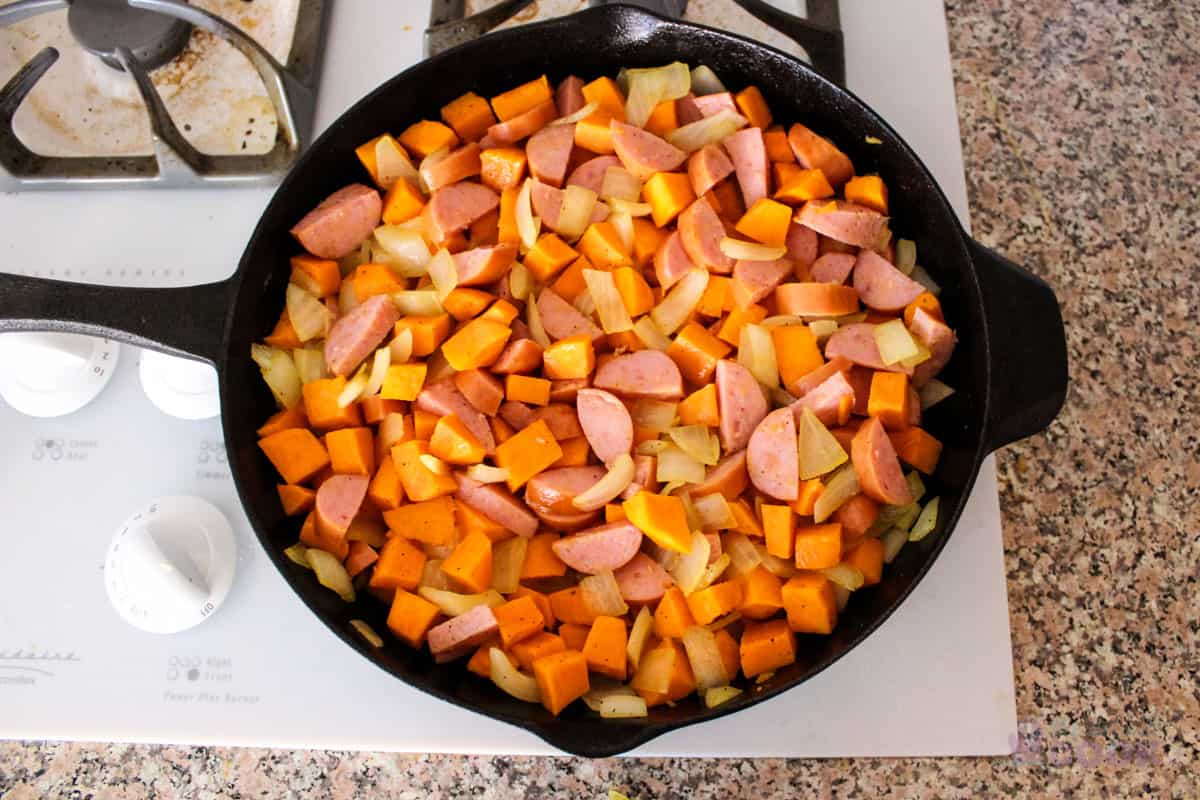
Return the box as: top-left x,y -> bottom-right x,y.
420,559 -> 452,590
738,323 -> 780,389
667,425 -> 720,466
812,463 -> 860,523
723,532 -> 762,577
908,497 -> 940,542
286,283 -> 330,343
821,563 -> 865,591
651,268 -> 709,335
760,315 -> 807,328
797,406 -> 848,480
583,268 -> 634,333
629,644 -> 674,695
426,248 -> 458,302
704,685 -> 742,708
572,453 -> 636,511
465,464 -> 510,484
808,319 -> 838,342
705,610 -> 741,632
362,347 -> 391,398
580,571 -> 629,617
582,681 -> 636,712
719,237 -> 788,262
624,61 -> 691,128
919,378 -> 956,409
418,453 -> 450,475
692,493 -> 735,531
873,319 -> 920,365
626,606 -> 653,671
910,264 -> 941,296
551,99 -> 599,126
515,177 -> 540,252
633,316 -> 672,351
666,108 -> 748,153
753,542 -> 797,578
345,516 -> 387,547
557,184 -> 599,241
489,648 -> 541,703
338,277 -> 360,315
906,471 -> 926,503
608,198 -> 653,217
291,347 -> 327,384
670,530 -> 711,594
679,490 -> 702,532
373,225 -> 433,277
526,291 -> 552,347
681,626 -> 729,691
599,694 -> 648,719
417,146 -> 449,195
834,583 -> 851,612
631,399 -> 678,432
374,135 -> 419,191
336,364 -> 370,408
573,288 -> 596,317
600,166 -> 643,202
656,443 -> 706,485
305,548 -> 355,602
349,619 -> 384,648
609,209 -> 635,253
697,553 -> 731,591
391,290 -> 444,316
283,543 -> 310,569
389,327 -> 414,363
419,586 -> 504,616
634,439 -> 669,456
881,527 -> 908,564
491,537 -> 528,595
689,65 -> 726,95
509,262 -> 532,302
895,238 -> 917,275
898,337 -> 932,369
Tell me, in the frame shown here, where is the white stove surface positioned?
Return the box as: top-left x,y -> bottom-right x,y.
0,1 -> 1018,757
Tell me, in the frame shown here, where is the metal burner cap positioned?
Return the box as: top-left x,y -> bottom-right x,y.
68,0 -> 192,72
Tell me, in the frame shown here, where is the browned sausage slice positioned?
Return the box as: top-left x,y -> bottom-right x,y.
486,99 -> 558,145
490,338 -> 544,375
531,179 -> 610,234
678,198 -> 735,274
551,521 -> 644,575
291,183 -> 382,259
687,449 -> 749,501
576,388 -> 634,465
653,230 -> 697,291
567,155 -> 621,194
536,288 -> 603,342
453,473 -> 539,537
416,379 -> 497,453
692,92 -> 737,117
453,369 -> 505,416
527,124 -> 576,187
556,75 -> 586,116
687,144 -> 735,198
315,474 -> 368,540
324,294 -> 399,377
852,250 -> 925,312
428,604 -> 500,663
909,307 -> 957,386
525,465 -> 607,530
790,369 -> 855,427
794,200 -> 888,250
610,119 -> 687,179
787,123 -> 855,187
427,182 -> 500,242
613,552 -> 675,605
498,400 -> 535,431
810,252 -> 856,284
850,417 -> 913,506
747,407 -> 800,501
732,257 -> 793,306
421,143 -> 482,192
786,356 -> 852,399
723,127 -> 769,208
620,453 -> 658,500
531,403 -> 584,440
824,324 -> 913,375
786,222 -> 819,271
549,378 -> 589,403
453,242 -> 518,286
593,350 -> 684,400
715,359 -> 769,452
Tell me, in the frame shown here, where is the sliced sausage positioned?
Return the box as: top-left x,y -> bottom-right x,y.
653,230 -> 697,291
810,252 -> 857,284
453,473 -> 539,537
576,388 -> 634,465
791,369 -> 855,427
850,417 -> 913,506
795,200 -> 888,250
774,282 -> 861,317
908,385 -> 922,426
551,521 -> 644,575
687,144 -> 735,198
532,403 -> 584,440
787,123 -> 855,187
291,183 -> 382,259
610,119 -> 687,179
678,198 -> 735,274
416,379 -> 497,453
315,474 -> 368,540
421,143 -> 482,192
427,182 -> 500,242
527,124 -> 576,187
723,127 -> 769,209
498,400 -> 535,430
786,222 -> 819,271
909,307 -> 957,386
675,94 -> 704,125
428,604 -> 500,663
556,75 -> 586,116
715,359 -> 769,452
537,288 -> 603,342
692,92 -> 737,117
525,465 -> 607,530
787,356 -> 852,398
621,453 -> 657,500
732,257 -> 793,306
567,155 -> 621,194
486,98 -> 558,145
324,294 -> 399,377
703,531 -> 723,564
688,449 -> 749,501
453,242 -> 518,286
593,350 -> 684,400
852,250 -> 925,312
824,324 -> 913,374
453,368 -> 505,416
549,378 -> 589,403
490,337 -> 544,374
531,179 -> 610,235
613,552 -> 675,605
747,407 -> 800,501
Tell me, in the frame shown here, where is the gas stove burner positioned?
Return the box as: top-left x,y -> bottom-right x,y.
68,0 -> 193,72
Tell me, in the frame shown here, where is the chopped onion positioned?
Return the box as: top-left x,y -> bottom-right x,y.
919,378 -> 956,409
689,65 -> 726,95
599,694 -> 648,718
813,463 -> 860,523
906,471 -> 926,503
526,292 -> 552,347
754,542 -> 797,578
667,425 -> 720,466
389,327 -> 414,363
833,310 -> 868,325
631,399 -> 678,432
491,537 -> 528,594
719,237 -> 788,262
291,347 -> 328,384
418,453 -> 450,475
679,490 -> 702,531
361,347 -> 391,398
670,530 -> 712,594
419,586 -> 504,616
667,108 -> 748,153
910,264 -> 941,296
908,497 -> 940,542
873,319 -> 920,365
283,543 -> 310,569
769,386 -> 798,408
424,542 -> 455,562
738,323 -> 780,389
761,314 -> 807,328
797,406 -> 848,480
652,268 -> 709,335
374,225 -> 433,277
420,559 -> 452,590
375,135 -> 419,191
489,648 -> 541,703
692,492 -> 735,531
391,290 -> 444,316
629,644 -> 674,695
573,288 -> 596,317
698,553 -> 731,591
656,443 -> 706,485
350,619 -> 384,648
286,283 -> 330,343
626,605 -> 653,671
426,248 -> 458,302
582,680 -> 636,711
809,319 -> 838,342
881,527 -> 908,564
251,344 -> 302,409
635,439 -> 669,456
465,464 -> 509,484
660,480 -> 686,495
870,501 -> 917,538
898,336 -> 932,369
515,177 -> 540,252
624,61 -> 691,128
417,146 -> 450,195
338,277 -> 360,315
608,198 -> 653,217
822,563 -> 865,591
306,548 -> 355,602
704,685 -> 743,708
893,502 -> 921,533
346,514 -> 387,547
723,532 -> 762,577
583,268 -> 634,333
633,315 -> 672,351
706,610 -> 741,632
609,209 -> 635,252
755,671 -> 775,684
573,453 -> 636,511
508,262 -> 532,302
580,571 -> 629,617
557,184 -> 599,241
337,365 -> 370,408
834,583 -> 851,612
650,540 -> 681,573
895,238 -> 917,275
681,626 -> 729,691
600,166 -> 643,202
551,99 -> 599,126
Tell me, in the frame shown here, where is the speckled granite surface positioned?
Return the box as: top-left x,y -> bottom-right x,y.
2,1 -> 1197,797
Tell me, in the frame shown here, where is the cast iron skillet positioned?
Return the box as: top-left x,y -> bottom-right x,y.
0,5 -> 1067,757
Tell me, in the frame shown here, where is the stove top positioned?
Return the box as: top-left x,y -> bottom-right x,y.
0,0 -> 1018,757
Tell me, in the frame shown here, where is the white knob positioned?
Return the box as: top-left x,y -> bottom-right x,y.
104,496 -> 237,634
0,332 -> 119,417
138,349 -> 220,420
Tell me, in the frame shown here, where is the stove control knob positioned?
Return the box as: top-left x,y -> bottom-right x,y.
104,496 -> 237,634
139,349 -> 220,420
0,332 -> 119,417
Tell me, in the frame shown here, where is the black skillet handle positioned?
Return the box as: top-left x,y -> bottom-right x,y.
970,240 -> 1068,452
0,271 -> 233,365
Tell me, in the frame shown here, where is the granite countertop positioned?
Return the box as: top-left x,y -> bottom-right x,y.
2,1 -> 1197,797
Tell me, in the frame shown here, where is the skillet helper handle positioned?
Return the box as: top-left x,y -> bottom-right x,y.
0,272 -> 233,365
970,240 -> 1068,452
